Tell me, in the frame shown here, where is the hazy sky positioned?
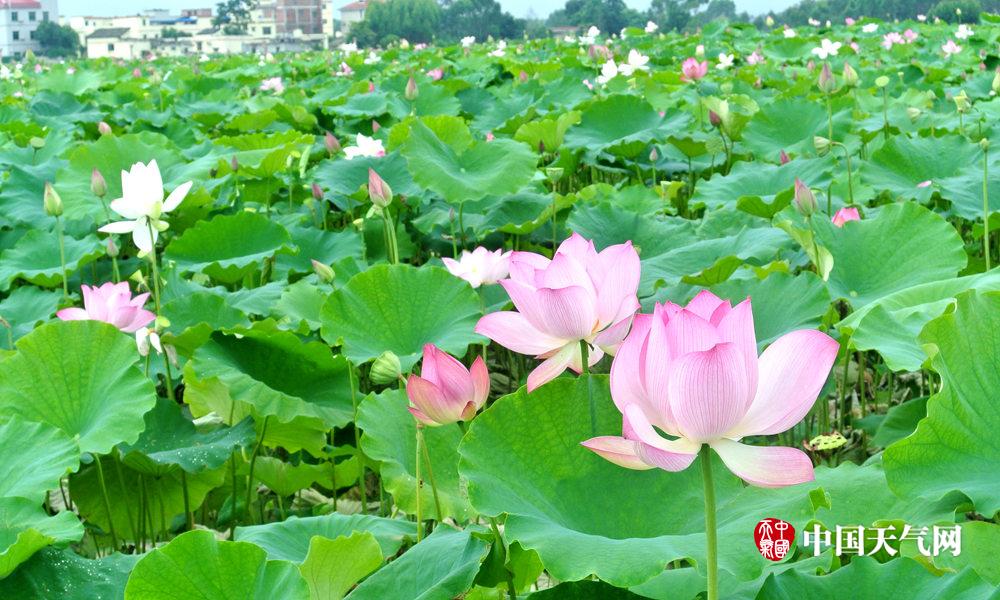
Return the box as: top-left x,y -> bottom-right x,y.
59,0 -> 798,19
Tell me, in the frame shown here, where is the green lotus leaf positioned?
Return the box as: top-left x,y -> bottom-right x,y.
314,152 -> 422,200
930,521 -> 1000,586
711,272 -> 831,347
563,95 -> 674,159
692,158 -> 833,213
860,135 -> 979,202
160,291 -> 251,356
358,388 -> 472,521
188,326 -> 354,429
0,498 -> 83,579
814,201 -> 966,308
272,280 -> 326,332
123,530 -> 309,600
742,99 -> 848,158
249,456 -> 332,497
0,416 -> 79,503
0,321 -> 156,455
164,212 -> 296,284
346,526 -> 489,600
320,264 -> 482,371
884,291 -> 1000,518
0,547 -> 138,600
275,226 -> 362,278
402,119 -> 537,204
0,231 -> 103,292
118,398 -> 256,476
0,287 -> 62,347
871,397 -> 928,448
299,532 -> 384,600
235,513 -> 415,563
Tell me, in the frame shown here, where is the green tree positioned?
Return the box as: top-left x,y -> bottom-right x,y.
441,0 -> 524,41
360,0 -> 442,46
213,0 -> 255,35
548,0 -> 643,32
34,21 -> 81,58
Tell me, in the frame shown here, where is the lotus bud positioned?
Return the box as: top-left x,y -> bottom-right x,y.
368,168 -> 392,208
325,131 -> 340,155
814,135 -> 832,156
992,70 -> 1000,95
372,120 -> 381,133
980,138 -> 990,151
405,75 -> 418,100
793,178 -> 816,217
91,168 -> 107,198
708,110 -> 721,128
649,147 -> 659,162
874,75 -> 890,88
43,182 -> 63,217
765,15 -> 774,26
311,182 -> 323,201
519,70 -> 528,83
106,237 -> 119,258
311,259 -> 335,283
906,107 -> 921,120
779,149 -> 790,164
545,167 -> 564,183
370,351 -> 403,385
230,156 -> 239,173
98,121 -> 112,135
817,62 -> 836,93
842,62 -> 859,87
29,136 -> 45,149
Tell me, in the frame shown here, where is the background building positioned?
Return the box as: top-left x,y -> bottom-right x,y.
0,0 -> 59,59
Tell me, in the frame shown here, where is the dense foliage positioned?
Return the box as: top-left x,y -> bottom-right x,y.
0,13 -> 999,600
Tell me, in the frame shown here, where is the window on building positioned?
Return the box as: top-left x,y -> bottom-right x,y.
11,12 -> 18,21
29,30 -> 36,39
12,31 -> 19,40
108,43 -> 115,51
43,12 -> 49,21
28,11 -> 35,21
263,26 -> 271,34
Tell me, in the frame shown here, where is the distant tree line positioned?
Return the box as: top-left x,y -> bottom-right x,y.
350,0 -> 526,46
758,0 -> 999,26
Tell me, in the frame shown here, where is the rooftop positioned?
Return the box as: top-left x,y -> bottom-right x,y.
0,0 -> 42,9
88,27 -> 132,39
340,1 -> 367,11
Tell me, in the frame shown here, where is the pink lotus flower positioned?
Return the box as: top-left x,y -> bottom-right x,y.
485,132 -> 495,142
259,77 -> 284,94
406,344 -> 489,426
831,207 -> 861,227
917,180 -> 932,188
582,291 -> 838,487
427,68 -> 443,80
680,57 -> 708,82
443,247 -> 512,288
845,17 -> 855,25
57,283 -> 156,333
903,28 -> 918,42
476,233 -> 640,391
942,39 -> 962,56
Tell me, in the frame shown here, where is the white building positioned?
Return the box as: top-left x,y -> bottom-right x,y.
338,1 -> 366,33
0,0 -> 58,59
85,27 -> 151,59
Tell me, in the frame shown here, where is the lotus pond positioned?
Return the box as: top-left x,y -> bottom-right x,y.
0,14 -> 999,600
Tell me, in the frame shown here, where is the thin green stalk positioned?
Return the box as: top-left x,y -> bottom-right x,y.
838,337 -> 852,430
349,365 -> 366,513
245,416 -> 270,525
94,458 -> 119,551
229,452 -> 239,540
581,340 -> 595,435
180,470 -> 193,532
414,425 -> 423,542
113,458 -> 138,544
457,202 -> 466,249
858,351 -> 867,417
984,144 -> 991,270
881,88 -> 889,140
700,445 -> 718,600
146,221 -> 175,401
417,426 -> 443,525
489,517 -> 517,600
826,96 -> 834,141
56,215 -> 68,300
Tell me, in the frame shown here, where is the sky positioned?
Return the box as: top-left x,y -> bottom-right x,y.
59,0 -> 798,19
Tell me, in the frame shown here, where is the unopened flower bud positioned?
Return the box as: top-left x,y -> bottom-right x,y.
311,259 -> 335,282
372,120 -> 381,133
814,136 -> 832,156
817,62 -> 836,93
311,182 -> 323,201
230,156 -> 239,173
793,178 -> 817,217
649,147 -> 659,162
98,121 -> 112,136
368,168 -> 392,208
545,167 -> 564,183
708,110 -> 721,127
874,75 -> 890,88
906,107 -> 921,120
405,76 -> 418,100
992,70 -> 1000,95
370,350 -> 402,385
954,90 -> 970,113
779,149 -> 790,164
43,182 -> 63,217
106,237 -> 119,258
842,62 -> 859,87
91,168 -> 107,198
29,136 -> 45,149
980,138 -> 990,151
325,131 -> 340,155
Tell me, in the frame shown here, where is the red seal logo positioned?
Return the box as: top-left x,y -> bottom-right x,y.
754,518 -> 795,561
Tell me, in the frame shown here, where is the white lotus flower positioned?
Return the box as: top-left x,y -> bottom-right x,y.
136,327 -> 178,365
344,134 -> 386,160
461,36 -> 475,47
0,65 -> 10,80
490,40 -> 507,57
955,24 -> 973,40
98,160 -> 192,254
811,38 -> 842,59
917,14 -> 927,21
783,28 -> 797,38
364,51 -> 381,64
862,23 -> 878,33
340,42 -> 358,53
596,59 -> 619,84
580,26 -> 600,45
716,53 -> 735,70
645,21 -> 658,33
618,49 -> 650,76
808,18 -> 820,26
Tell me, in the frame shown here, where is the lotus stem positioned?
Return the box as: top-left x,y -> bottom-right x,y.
56,215 -> 68,301
245,416 -> 269,525
581,340 -> 596,435
94,457 -> 120,551
414,424 -> 423,542
700,445 -> 719,600
145,221 -> 175,401
418,426 -> 443,525
348,364 -> 367,513
113,457 -> 138,543
489,517 -> 517,600
984,144 -> 991,270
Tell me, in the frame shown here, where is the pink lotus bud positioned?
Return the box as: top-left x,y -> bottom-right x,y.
98,121 -> 112,136
372,120 -> 381,133
779,150 -> 790,165
406,344 -> 489,426
708,110 -> 721,127
106,237 -> 119,258
486,131 -> 495,142
311,259 -> 335,282
91,169 -> 107,198
325,131 -> 341,155
793,178 -> 817,217
817,62 -> 836,93
132,68 -> 142,78
311,182 -> 323,201
368,168 -> 392,208
230,156 -> 239,173
519,70 -> 528,82
368,81 -> 375,93
405,75 -> 418,100
831,206 -> 861,227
